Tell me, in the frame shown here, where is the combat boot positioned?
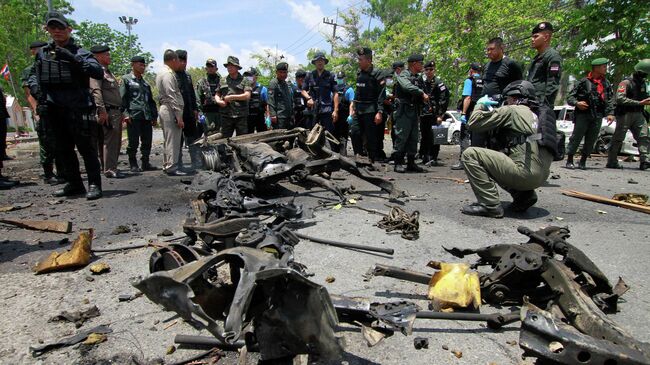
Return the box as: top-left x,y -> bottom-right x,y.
86,184 -> 102,200
461,203 -> 504,218
565,154 -> 575,169
141,159 -> 158,171
420,154 -> 431,165
129,156 -> 141,172
509,190 -> 538,212
406,156 -> 424,173
54,183 -> 86,197
451,161 -> 464,170
578,155 -> 588,170
394,157 -> 406,173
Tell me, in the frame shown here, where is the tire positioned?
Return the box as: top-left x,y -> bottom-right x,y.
451,131 -> 460,145
595,134 -> 612,154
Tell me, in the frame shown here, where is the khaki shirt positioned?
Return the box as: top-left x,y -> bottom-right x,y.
90,66 -> 122,114
156,64 -> 184,121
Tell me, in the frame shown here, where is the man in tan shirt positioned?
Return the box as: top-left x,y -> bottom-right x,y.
156,49 -> 185,176
90,45 -> 124,178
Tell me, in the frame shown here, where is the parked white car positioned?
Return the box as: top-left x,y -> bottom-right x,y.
554,105 -> 638,156
440,110 -> 463,144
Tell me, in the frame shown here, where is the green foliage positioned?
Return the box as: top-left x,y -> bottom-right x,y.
74,21 -> 153,77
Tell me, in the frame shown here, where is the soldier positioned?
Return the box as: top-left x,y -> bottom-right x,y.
566,58 -> 615,170
302,51 -> 339,138
461,81 -> 555,218
175,50 -> 202,170
21,40 -> 65,184
196,58 -> 221,135
418,60 -> 449,166
292,69 -> 311,129
156,49 -> 185,176
351,47 -> 385,161
244,67 -> 268,133
267,62 -> 294,129
387,62 -> 403,152
215,56 -> 252,138
452,62 -> 484,169
527,22 -> 562,106
392,54 -> 429,173
334,71 -> 354,155
90,45 -> 124,178
392,61 -> 404,76
607,59 -> 650,170
121,55 -> 158,172
29,11 -> 104,199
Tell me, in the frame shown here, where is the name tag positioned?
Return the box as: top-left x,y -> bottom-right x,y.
356,83 -> 366,87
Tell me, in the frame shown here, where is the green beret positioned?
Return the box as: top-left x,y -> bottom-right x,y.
90,45 -> 110,54
532,21 -> 553,34
276,62 -> 289,71
131,55 -> 146,63
357,47 -> 372,57
591,58 -> 608,66
407,54 -> 424,63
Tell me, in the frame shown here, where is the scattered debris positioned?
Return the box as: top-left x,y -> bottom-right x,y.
111,225 -> 131,235
163,320 -> 178,331
428,176 -> 466,184
157,229 -> 173,236
426,261 -> 481,311
550,174 -> 561,179
166,345 -> 176,355
413,337 -> 429,350
89,262 -> 111,275
377,206 -> 420,240
295,232 -> 394,255
47,199 -> 64,205
325,276 -> 336,283
442,344 -> 449,350
118,293 -> 143,302
628,178 -> 638,184
451,350 -> 463,358
49,305 -> 101,328
82,332 -> 107,345
0,202 -> 32,212
0,218 -> 72,233
506,340 -> 517,346
613,193 -> 648,206
563,190 -> 650,214
30,324 -> 112,357
33,230 -> 93,274
596,209 -> 608,214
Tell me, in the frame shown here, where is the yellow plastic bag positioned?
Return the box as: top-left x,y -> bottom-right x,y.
427,262 -> 481,311
33,230 -> 93,274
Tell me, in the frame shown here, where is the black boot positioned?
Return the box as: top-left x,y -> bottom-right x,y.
86,184 -> 102,200
141,159 -> 158,171
565,154 -> 575,169
406,156 -> 424,172
129,156 -> 141,172
394,157 -> 406,173
461,203 -> 504,218
509,190 -> 538,212
578,155 -> 587,170
54,183 -> 86,197
420,154 -> 431,165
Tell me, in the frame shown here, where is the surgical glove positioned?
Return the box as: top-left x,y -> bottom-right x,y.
347,115 -> 353,125
460,115 -> 467,124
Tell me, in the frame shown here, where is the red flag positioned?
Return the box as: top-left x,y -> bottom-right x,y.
0,63 -> 10,81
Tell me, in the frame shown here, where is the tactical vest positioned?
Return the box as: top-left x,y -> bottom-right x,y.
249,84 -> 265,116
617,76 -> 648,114
337,84 -> 350,109
395,72 -> 421,104
38,43 -> 78,86
355,69 -> 381,103
293,84 -> 306,112
470,76 -> 484,103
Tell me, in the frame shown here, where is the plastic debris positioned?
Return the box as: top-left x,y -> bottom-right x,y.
33,230 -> 93,274
426,261 -> 481,311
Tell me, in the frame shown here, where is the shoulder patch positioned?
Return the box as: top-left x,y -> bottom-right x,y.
617,82 -> 626,93
549,62 -> 561,74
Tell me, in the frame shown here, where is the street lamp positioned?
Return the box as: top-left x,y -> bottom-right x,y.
119,16 -> 138,59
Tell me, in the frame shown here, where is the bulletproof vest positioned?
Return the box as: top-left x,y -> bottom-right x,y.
38,46 -> 74,85
618,76 -> 648,114
293,85 -> 306,111
249,84 -> 264,115
337,84 -> 350,108
470,76 -> 484,103
355,69 -> 381,103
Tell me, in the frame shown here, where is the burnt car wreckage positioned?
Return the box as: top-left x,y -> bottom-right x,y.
130,126 -> 650,364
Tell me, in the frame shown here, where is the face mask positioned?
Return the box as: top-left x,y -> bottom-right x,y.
385,78 -> 394,87
337,79 -> 344,85
246,76 -> 254,82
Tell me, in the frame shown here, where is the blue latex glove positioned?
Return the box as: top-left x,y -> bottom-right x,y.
347,115 -> 353,125
476,95 -> 499,111
460,115 -> 467,124
265,116 -> 272,128
198,114 -> 206,125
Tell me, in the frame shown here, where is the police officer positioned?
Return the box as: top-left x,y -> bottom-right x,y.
418,60 -> 449,166
482,37 -> 523,98
156,49 -> 185,176
387,62 -> 403,152
351,47 -> 385,162
215,56 -> 252,138
452,63 -> 484,170
393,54 -> 429,173
301,51 -> 339,138
334,71 -> 354,155
607,59 -> 650,170
527,22 -> 562,106
244,67 -> 268,133
392,61 -> 404,76
90,45 -> 124,178
29,11 -> 104,200
21,40 -> 65,184
196,58 -> 221,135
267,62 -> 294,129
175,50 -> 202,170
461,81 -> 554,218
121,55 -> 158,172
292,69 -> 311,129
566,58 -> 615,170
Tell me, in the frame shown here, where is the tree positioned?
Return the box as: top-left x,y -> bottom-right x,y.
73,21 -> 153,77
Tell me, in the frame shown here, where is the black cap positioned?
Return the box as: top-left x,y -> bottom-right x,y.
407,54 -> 424,63
470,62 -> 482,72
45,11 -> 69,27
424,60 -> 436,69
131,55 -> 146,63
243,67 -> 258,76
29,41 -> 47,49
276,62 -> 288,71
356,47 -> 372,57
205,58 -> 217,67
336,71 -> 345,79
392,61 -> 404,70
175,49 -> 188,60
295,69 -> 307,78
532,22 -> 553,34
90,45 -> 110,54
311,51 -> 329,65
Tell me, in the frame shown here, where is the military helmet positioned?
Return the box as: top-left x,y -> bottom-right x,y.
634,59 -> 650,74
336,71 -> 345,79
503,80 -> 537,100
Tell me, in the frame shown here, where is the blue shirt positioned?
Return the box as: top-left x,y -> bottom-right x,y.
462,73 -> 481,96
257,83 -> 268,102
345,87 -> 355,102
303,69 -> 337,113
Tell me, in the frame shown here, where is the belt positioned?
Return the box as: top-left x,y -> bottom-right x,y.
105,105 -> 122,111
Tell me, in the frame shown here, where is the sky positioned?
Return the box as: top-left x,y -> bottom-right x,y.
68,0 -> 369,73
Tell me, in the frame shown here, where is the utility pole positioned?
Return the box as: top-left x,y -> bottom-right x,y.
323,8 -> 342,57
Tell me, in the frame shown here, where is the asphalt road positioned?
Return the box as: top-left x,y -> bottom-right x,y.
0,131 -> 648,365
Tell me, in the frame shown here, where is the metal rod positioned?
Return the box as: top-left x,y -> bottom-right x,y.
174,334 -> 245,350
371,263 -> 431,284
295,232 -> 394,255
